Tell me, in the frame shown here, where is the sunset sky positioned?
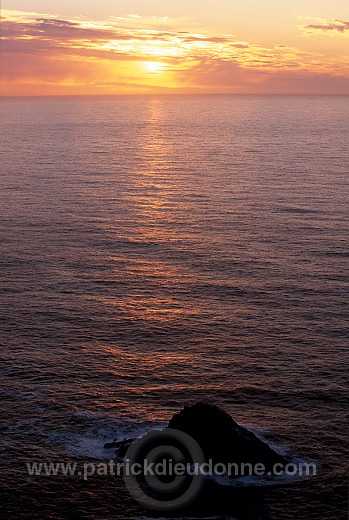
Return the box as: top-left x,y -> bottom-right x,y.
1,0 -> 349,95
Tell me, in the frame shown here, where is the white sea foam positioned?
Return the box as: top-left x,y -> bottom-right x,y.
59,418 -> 317,487
62,416 -> 166,459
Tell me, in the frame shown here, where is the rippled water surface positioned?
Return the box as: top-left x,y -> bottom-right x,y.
0,95 -> 348,519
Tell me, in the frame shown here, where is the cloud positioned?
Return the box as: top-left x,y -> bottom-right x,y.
182,35 -> 230,43
1,10 -> 348,95
0,14 -> 254,65
231,43 -> 249,49
1,18 -> 136,42
304,19 -> 349,35
175,57 -> 349,94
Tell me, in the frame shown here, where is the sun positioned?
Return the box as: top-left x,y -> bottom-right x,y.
143,62 -> 168,73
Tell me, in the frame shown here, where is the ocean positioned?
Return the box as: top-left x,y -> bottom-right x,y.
0,95 -> 348,519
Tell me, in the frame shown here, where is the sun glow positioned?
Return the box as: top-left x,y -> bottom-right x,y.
142,62 -> 168,73
2,7 -> 349,96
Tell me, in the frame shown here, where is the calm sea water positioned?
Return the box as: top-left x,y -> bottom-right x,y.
0,95 -> 348,519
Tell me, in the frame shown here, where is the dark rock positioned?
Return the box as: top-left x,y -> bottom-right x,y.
168,402 -> 287,471
104,402 -> 287,474
103,438 -> 134,459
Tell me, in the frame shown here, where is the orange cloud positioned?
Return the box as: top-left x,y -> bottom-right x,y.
176,58 -> 349,94
304,20 -> 349,35
1,10 -> 349,95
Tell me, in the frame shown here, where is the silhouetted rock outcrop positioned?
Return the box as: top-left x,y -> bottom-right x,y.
168,402 -> 287,470
104,402 -> 287,474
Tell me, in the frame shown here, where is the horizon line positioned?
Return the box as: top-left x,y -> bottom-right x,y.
1,93 -> 349,98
